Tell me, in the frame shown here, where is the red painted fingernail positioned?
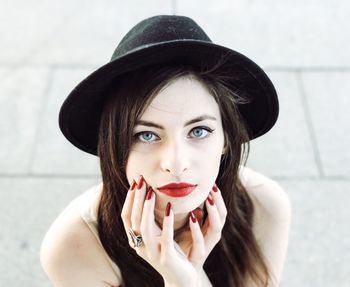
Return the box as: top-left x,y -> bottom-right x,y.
146,187 -> 153,200
190,211 -> 197,223
165,202 -> 171,216
207,193 -> 214,206
137,176 -> 144,189
213,184 -> 218,193
131,180 -> 137,190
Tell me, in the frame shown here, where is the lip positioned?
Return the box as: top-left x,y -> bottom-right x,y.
157,182 -> 197,198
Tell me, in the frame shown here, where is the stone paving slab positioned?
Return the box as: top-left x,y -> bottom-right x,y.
300,72 -> 350,178
247,71 -> 318,178
0,177 -> 100,286
28,0 -> 173,66
279,179 -> 350,287
0,1 -> 82,64
176,0 -> 350,68
0,0 -> 173,66
0,67 -> 50,174
30,67 -> 101,175
0,177 -> 349,286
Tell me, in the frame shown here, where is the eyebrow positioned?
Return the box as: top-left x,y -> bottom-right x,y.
135,114 -> 217,129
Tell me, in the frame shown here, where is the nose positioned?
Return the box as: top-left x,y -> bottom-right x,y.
160,139 -> 190,178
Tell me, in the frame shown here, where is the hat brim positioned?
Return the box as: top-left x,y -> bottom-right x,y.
59,40 -> 279,155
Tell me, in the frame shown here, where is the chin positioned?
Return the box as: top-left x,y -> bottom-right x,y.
174,201 -> 202,215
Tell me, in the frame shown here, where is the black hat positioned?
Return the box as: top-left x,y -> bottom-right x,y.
59,15 -> 279,156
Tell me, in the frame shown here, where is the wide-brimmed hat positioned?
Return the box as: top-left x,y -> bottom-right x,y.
59,15 -> 279,156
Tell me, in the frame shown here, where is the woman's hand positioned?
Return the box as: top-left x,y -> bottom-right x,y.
173,185 -> 226,261
121,175 -> 227,287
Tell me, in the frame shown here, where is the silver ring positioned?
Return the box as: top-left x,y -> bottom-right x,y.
128,227 -> 143,247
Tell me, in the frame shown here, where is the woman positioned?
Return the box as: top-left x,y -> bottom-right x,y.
40,15 -> 291,287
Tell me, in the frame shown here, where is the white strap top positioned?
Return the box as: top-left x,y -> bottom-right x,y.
68,165 -> 250,285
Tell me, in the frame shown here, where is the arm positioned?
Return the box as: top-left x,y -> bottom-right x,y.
40,232 -> 111,287
40,209 -> 120,287
244,168 -> 292,286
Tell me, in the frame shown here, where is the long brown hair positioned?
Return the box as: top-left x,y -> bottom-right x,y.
97,56 -> 274,286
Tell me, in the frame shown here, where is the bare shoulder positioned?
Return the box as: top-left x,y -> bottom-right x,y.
241,166 -> 292,286
242,166 -> 292,223
40,202 -> 121,287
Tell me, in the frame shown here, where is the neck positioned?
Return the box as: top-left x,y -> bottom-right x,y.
154,202 -> 205,233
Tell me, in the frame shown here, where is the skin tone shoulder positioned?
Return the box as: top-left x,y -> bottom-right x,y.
125,75 -> 226,233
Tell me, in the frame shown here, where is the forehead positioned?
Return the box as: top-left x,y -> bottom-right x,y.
141,77 -> 221,119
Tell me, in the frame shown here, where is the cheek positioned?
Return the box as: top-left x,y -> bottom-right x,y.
125,150 -> 154,184
198,151 -> 221,184
125,153 -> 139,184
195,145 -> 221,167
195,136 -> 224,162
198,138 -> 224,181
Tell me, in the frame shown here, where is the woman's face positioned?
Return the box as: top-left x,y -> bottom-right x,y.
126,76 -> 226,218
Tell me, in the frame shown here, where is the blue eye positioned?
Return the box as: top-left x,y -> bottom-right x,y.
134,132 -> 155,142
133,126 -> 214,143
191,127 -> 213,139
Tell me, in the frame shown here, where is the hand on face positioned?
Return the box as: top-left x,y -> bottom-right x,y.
121,175 -> 227,287
172,206 -> 204,257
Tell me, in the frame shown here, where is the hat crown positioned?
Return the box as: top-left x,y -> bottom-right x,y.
111,15 -> 212,61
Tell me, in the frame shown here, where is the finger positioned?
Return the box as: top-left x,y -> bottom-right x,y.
203,192 -> 223,250
120,180 -> 137,247
131,175 -> 148,231
121,180 -> 137,233
140,187 -> 158,257
188,211 -> 205,269
192,207 -> 204,227
160,202 -> 176,264
211,184 -> 227,223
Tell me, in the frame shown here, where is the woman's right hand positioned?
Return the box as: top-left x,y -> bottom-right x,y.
120,175 -> 227,287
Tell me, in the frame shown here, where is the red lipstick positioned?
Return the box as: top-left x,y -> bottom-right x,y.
157,182 -> 197,198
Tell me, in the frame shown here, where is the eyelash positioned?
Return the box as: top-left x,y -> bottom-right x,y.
133,126 -> 215,143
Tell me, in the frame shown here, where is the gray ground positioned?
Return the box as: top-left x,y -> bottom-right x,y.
1,1 -> 349,286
